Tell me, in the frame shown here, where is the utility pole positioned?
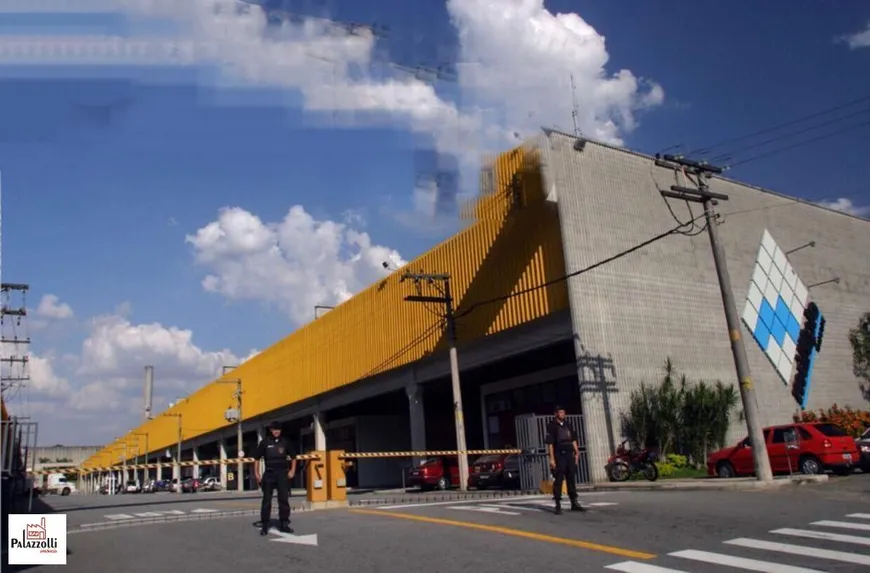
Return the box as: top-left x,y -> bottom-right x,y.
654,153 -> 774,483
131,432 -> 148,486
220,365 -> 244,492
164,412 -> 183,494
1,283 -> 31,394
399,271 -> 469,491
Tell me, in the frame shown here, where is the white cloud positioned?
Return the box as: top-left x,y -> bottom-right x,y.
446,0 -> 664,145
27,353 -> 72,398
3,0 -> 662,215
186,205 -> 406,324
817,197 -> 870,217
839,22 -> 870,49
35,294 -> 74,320
10,310 -> 258,445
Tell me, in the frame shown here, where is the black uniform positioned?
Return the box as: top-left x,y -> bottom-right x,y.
545,419 -> 583,512
253,434 -> 296,530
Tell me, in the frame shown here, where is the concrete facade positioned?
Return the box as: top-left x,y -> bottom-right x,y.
542,130 -> 870,482
31,446 -> 101,471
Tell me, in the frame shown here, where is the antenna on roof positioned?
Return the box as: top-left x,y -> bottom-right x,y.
570,74 -> 581,138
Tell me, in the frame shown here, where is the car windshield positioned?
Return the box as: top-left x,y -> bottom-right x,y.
473,455 -> 502,465
861,427 -> 870,440
814,423 -> 849,437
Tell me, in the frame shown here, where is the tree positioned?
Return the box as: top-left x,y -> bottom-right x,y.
849,312 -> 870,401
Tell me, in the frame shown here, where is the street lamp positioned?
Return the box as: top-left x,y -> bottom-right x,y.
163,412 -> 183,495
219,365 -> 243,492
130,431 -> 149,486
314,305 -> 334,319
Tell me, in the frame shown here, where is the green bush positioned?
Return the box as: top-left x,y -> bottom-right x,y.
620,358 -> 739,468
655,462 -> 677,478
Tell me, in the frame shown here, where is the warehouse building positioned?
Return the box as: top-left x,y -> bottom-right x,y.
83,130 -> 870,487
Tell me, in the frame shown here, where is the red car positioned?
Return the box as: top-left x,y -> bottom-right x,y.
407,457 -> 459,491
707,422 -> 859,478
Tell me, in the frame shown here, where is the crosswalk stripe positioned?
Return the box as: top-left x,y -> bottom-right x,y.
724,537 -> 870,566
810,519 -> 870,532
605,562 -> 689,572
846,513 -> 870,520
771,528 -> 870,547
669,549 -> 825,572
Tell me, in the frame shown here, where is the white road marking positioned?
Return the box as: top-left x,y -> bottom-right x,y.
376,495 -> 550,510
190,508 -> 218,513
771,528 -> 870,547
846,513 -> 870,520
269,530 -> 318,546
606,562 -> 689,572
724,537 -> 870,566
104,514 -> 135,520
669,549 -> 825,572
810,519 -> 870,531
586,502 -> 618,507
451,505 -> 521,515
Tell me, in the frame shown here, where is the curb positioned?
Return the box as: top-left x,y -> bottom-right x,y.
348,489 -> 542,507
574,475 -> 829,492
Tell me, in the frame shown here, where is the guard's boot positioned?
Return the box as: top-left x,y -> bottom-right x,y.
554,499 -> 562,515
259,521 -> 269,536
279,520 -> 293,534
570,498 -> 586,512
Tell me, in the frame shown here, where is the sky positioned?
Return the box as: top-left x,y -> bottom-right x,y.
1,0 -> 868,447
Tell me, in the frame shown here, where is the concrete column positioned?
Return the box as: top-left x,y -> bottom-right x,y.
172,453 -> 180,484
313,412 -> 326,451
219,439 -> 228,490
192,446 -> 200,479
406,382 -> 426,465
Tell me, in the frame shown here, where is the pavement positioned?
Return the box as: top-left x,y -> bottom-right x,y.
6,474 -> 870,573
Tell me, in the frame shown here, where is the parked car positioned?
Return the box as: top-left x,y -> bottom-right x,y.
468,454 -> 521,490
124,480 -> 141,494
707,422 -> 860,478
857,426 -> 870,471
199,477 -> 221,491
407,457 -> 459,491
181,477 -> 200,493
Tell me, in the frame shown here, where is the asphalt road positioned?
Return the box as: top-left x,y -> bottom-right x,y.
9,475 -> 870,573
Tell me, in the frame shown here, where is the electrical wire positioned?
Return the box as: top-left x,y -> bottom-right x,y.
454,215 -> 705,320
684,92 -> 870,156
708,105 -> 870,164
726,118 -> 870,168
360,320 -> 445,379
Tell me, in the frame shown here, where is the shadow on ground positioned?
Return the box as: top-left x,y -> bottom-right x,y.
2,495 -> 62,572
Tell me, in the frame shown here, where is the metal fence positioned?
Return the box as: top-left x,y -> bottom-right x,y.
2,418 -> 38,510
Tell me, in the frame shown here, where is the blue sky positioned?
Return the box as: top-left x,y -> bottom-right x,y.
1,0 -> 868,446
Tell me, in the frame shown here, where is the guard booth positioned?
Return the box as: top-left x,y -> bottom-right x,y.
514,414 -> 589,490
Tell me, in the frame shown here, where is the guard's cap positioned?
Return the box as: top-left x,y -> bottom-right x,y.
266,420 -> 283,430
554,404 -> 565,412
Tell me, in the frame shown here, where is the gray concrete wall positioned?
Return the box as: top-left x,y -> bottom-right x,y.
541,130 -> 869,482
32,446 -> 101,469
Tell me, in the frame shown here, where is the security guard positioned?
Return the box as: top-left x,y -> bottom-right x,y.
545,405 -> 585,515
253,420 -> 297,535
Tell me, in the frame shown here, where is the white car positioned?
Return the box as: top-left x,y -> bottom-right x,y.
124,480 -> 141,493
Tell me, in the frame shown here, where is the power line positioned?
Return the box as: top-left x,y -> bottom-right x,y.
454,215 -> 704,320
685,92 -> 870,156
708,105 -> 870,163
727,118 -> 870,168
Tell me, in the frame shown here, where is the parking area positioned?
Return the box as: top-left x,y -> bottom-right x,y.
9,476 -> 870,573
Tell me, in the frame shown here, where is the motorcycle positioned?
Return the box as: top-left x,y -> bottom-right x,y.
605,440 -> 659,482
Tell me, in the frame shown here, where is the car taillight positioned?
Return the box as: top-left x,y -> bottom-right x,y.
823,439 -> 832,448
491,462 -> 503,472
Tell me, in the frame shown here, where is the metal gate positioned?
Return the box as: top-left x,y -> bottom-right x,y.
514,414 -> 589,491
